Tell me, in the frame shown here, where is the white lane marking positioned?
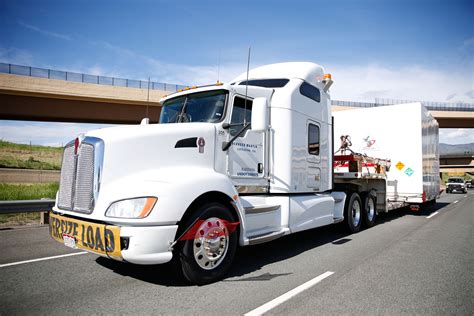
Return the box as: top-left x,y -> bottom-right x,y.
245,271 -> 334,316
426,211 -> 439,219
0,251 -> 88,268
453,200 -> 459,204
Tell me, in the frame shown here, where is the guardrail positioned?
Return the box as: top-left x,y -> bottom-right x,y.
0,199 -> 55,214
0,62 -> 188,92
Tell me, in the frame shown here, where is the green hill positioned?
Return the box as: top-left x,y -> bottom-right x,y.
0,140 -> 63,170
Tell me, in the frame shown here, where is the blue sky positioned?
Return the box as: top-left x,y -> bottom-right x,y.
0,0 -> 473,145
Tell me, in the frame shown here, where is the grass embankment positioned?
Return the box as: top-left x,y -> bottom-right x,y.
0,183 -> 59,225
0,141 -> 62,226
440,172 -> 473,184
0,140 -> 62,170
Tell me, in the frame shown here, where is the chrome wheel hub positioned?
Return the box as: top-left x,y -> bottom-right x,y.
193,217 -> 229,270
352,200 -> 361,227
367,198 -> 375,221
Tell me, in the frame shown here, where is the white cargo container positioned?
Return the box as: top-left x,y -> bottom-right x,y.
333,103 -> 440,208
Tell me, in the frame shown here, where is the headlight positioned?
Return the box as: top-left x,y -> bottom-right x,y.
105,197 -> 157,218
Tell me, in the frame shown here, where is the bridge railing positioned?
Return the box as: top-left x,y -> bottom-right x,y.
2,62 -> 473,111
0,62 -> 188,92
332,98 -> 474,112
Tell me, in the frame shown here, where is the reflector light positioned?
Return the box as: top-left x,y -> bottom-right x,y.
74,138 -> 79,155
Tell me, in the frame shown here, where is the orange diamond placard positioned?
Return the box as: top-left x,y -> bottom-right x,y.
395,161 -> 405,171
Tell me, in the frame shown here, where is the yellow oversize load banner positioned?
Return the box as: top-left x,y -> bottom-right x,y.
49,212 -> 122,259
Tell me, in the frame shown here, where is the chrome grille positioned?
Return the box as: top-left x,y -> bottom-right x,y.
57,137 -> 103,213
58,145 -> 76,210
74,143 -> 95,211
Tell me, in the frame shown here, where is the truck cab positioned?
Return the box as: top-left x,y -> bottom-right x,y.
50,62 -> 389,284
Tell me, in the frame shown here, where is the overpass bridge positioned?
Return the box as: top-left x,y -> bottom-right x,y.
439,154 -> 474,173
1,63 -> 473,127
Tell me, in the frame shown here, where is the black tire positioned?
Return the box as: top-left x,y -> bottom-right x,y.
362,190 -> 377,228
446,189 -> 450,194
344,192 -> 362,233
177,202 -> 238,285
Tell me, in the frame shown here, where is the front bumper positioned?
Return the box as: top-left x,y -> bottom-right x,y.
49,212 -> 178,265
447,186 -> 466,192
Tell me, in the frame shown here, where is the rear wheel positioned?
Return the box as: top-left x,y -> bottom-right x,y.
178,203 -> 238,285
362,190 -> 377,228
344,192 -> 362,233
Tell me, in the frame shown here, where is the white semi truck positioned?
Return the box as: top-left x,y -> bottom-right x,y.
50,62 -> 439,284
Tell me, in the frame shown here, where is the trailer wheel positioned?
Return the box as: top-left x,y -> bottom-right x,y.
362,190 -> 377,228
344,192 -> 362,233
178,202 -> 238,285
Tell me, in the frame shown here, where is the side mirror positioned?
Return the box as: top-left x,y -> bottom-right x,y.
251,97 -> 269,132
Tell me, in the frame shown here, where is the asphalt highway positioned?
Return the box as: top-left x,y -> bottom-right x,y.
1,192 -> 472,315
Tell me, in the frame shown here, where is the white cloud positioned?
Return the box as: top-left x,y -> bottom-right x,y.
439,129 -> 474,145
0,122 -> 116,147
86,65 -> 106,76
463,37 -> 474,48
0,47 -> 34,65
329,64 -> 474,103
96,41 -> 246,85
18,21 -> 72,41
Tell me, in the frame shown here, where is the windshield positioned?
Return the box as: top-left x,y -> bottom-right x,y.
159,90 -> 228,124
448,178 -> 464,183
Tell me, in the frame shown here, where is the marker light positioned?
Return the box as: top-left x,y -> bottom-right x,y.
106,197 -> 157,218
74,137 -> 80,155
324,73 -> 332,80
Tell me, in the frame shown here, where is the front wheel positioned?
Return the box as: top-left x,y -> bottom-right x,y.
344,192 -> 362,233
178,203 -> 238,285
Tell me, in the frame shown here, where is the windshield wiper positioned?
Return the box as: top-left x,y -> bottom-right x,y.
176,98 -> 188,123
222,123 -> 251,151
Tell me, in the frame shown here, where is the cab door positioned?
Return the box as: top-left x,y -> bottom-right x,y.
226,90 -> 272,192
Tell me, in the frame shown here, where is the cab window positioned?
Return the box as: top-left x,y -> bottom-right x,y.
308,123 -> 320,155
230,96 -> 253,136
300,82 -> 321,103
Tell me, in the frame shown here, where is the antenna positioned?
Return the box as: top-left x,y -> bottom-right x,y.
243,46 -> 251,124
146,76 -> 151,118
217,50 -> 221,84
